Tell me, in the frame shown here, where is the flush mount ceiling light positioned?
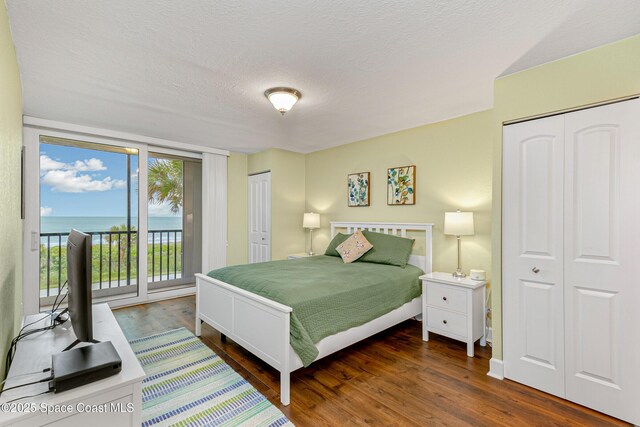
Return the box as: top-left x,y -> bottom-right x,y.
264,87 -> 301,116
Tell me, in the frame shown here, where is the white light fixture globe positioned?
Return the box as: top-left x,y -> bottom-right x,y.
265,87 -> 301,115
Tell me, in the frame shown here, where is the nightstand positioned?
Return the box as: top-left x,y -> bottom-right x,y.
420,272 -> 486,357
287,253 -> 311,260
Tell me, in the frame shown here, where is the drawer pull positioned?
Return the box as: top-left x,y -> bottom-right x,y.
442,297 -> 447,301
443,320 -> 448,325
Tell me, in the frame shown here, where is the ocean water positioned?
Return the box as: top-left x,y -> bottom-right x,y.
41,216 -> 182,233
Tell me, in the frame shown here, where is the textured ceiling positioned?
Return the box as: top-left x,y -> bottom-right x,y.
6,1 -> 640,153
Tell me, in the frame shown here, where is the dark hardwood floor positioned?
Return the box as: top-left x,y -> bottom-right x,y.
114,296 -> 629,426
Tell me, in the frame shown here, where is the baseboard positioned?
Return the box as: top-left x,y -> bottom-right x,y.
107,286 -> 196,310
487,358 -> 504,380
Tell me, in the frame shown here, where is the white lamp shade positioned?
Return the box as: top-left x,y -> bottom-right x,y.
303,212 -> 320,229
444,211 -> 474,236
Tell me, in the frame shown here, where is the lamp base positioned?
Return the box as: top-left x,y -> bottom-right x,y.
452,269 -> 466,278
307,229 -> 315,257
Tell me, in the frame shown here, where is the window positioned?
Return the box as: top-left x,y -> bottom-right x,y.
39,136 -> 139,308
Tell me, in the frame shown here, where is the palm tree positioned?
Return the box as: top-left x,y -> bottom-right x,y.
105,224 -> 137,265
148,159 -> 183,213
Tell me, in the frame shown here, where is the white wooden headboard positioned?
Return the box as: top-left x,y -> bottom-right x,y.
330,221 -> 434,273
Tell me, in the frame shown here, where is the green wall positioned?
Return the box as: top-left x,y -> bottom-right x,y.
490,34 -> 640,359
230,112 -> 493,296
0,3 -> 23,379
305,110 -> 493,278
248,148 -> 307,261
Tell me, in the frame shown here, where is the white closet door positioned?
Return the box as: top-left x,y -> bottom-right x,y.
502,115 -> 566,397
248,172 -> 271,263
563,99 -> 640,423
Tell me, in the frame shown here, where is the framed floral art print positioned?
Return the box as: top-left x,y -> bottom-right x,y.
347,172 -> 370,207
387,165 -> 415,205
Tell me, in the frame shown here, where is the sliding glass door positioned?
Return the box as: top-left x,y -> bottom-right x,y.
147,152 -> 202,291
22,124 -> 206,315
38,136 -> 139,308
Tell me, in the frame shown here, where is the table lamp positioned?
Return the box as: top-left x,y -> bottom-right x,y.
444,210 -> 474,278
303,212 -> 320,255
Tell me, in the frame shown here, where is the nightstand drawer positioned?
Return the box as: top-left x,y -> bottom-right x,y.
426,282 -> 467,314
427,307 -> 467,337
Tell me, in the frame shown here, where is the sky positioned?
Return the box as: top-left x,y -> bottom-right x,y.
40,143 -> 179,217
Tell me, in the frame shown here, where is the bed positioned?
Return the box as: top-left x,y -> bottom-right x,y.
195,221 -> 433,405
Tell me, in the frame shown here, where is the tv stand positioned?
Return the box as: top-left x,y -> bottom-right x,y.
62,338 -> 100,352
0,304 -> 145,426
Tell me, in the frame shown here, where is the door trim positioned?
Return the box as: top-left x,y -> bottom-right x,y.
248,170 -> 271,176
503,95 -> 639,126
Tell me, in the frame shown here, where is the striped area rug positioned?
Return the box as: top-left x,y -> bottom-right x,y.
130,328 -> 293,427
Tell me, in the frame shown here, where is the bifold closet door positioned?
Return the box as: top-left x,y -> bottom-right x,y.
502,115 -> 566,397
563,99 -> 640,423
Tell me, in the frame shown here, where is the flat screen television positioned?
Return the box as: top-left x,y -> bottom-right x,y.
65,229 -> 98,351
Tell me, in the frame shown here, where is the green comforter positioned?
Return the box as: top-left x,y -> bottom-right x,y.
207,255 -> 422,367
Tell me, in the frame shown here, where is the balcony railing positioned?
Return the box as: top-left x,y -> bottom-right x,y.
39,229 -> 183,302
149,229 -> 182,283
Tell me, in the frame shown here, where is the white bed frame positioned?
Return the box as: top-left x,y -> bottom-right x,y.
195,221 -> 433,405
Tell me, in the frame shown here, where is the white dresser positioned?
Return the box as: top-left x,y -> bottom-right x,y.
420,272 -> 486,357
0,304 -> 145,426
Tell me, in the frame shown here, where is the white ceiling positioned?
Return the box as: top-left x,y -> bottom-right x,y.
6,1 -> 640,154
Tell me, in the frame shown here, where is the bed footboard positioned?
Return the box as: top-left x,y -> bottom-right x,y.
195,273 -> 293,405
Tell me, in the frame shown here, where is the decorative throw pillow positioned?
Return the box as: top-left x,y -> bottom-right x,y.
324,232 -> 351,257
336,230 -> 373,263
358,230 -> 415,268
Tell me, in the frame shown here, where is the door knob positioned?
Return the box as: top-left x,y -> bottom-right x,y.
532,267 -> 540,274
